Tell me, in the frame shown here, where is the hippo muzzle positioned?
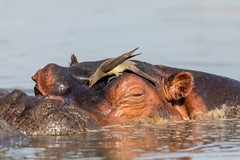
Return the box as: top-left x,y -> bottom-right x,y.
32,63 -> 75,97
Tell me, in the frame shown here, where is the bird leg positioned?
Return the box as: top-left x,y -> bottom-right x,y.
107,72 -> 123,83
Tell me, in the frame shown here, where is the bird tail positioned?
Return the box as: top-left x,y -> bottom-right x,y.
131,63 -> 159,86
101,47 -> 140,73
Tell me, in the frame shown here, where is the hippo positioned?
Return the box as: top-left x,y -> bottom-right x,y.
0,119 -> 29,147
1,48 -> 240,135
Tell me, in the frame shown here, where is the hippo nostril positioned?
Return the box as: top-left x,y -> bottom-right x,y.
32,74 -> 37,81
32,70 -> 41,81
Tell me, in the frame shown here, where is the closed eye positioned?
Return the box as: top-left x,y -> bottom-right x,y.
126,87 -> 145,98
132,93 -> 144,97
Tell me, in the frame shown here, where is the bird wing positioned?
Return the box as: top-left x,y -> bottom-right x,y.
127,61 -> 158,86
101,47 -> 140,73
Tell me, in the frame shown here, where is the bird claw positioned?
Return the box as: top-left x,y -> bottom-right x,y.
107,76 -> 116,83
107,73 -> 123,83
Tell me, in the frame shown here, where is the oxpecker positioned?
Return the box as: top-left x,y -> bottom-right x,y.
89,47 -> 158,88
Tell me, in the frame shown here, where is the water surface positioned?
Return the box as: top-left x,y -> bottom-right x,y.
1,120 -> 240,159
0,0 -> 240,159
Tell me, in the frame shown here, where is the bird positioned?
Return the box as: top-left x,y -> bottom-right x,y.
88,47 -> 158,88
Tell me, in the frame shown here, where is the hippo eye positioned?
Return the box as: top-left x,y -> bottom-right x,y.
127,87 -> 144,98
132,93 -> 143,97
130,91 -> 144,97
119,87 -> 145,104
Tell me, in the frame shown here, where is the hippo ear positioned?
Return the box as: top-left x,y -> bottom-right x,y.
164,71 -> 193,101
69,54 -> 79,67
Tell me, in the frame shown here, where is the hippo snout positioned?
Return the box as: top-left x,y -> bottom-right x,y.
32,63 -> 80,97
31,69 -> 40,82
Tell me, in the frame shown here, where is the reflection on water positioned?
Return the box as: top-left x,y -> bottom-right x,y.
1,120 -> 240,159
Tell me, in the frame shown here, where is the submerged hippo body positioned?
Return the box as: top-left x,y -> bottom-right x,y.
1,52 -> 240,135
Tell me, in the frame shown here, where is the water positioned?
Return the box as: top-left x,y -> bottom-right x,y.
0,0 -> 240,159
1,120 -> 240,159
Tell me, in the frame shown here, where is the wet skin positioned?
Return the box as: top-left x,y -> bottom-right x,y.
1,57 -> 240,135
31,61 -> 189,124
31,58 -> 240,123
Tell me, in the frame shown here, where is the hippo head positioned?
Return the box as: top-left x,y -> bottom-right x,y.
32,55 -> 194,126
32,63 -> 77,97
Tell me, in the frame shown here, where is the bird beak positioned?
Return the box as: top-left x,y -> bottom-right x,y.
72,74 -> 90,81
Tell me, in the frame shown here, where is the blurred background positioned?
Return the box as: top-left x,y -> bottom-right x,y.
0,0 -> 240,93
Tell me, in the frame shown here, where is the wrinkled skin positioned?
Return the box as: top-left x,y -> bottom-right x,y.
0,89 -> 100,135
1,57 -> 240,135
